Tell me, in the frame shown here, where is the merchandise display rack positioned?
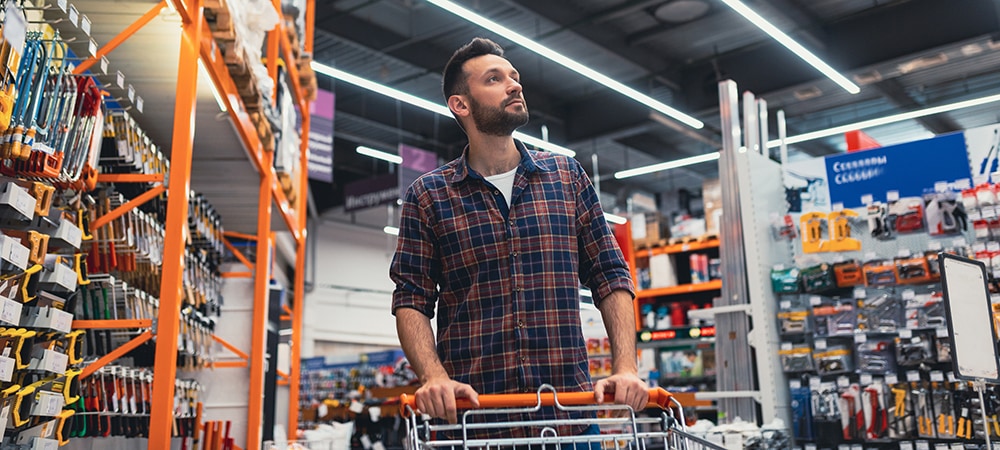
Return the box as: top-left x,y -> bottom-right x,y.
29,0 -> 316,447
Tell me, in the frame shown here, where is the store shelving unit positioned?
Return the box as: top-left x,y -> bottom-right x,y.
60,0 -> 315,448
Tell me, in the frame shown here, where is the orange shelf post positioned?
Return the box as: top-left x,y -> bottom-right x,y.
148,0 -> 202,446
247,152 -> 275,450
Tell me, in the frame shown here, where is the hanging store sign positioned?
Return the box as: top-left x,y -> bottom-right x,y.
783,131 -> 971,211
308,89 -> 335,183
398,144 -> 437,198
344,173 -> 398,212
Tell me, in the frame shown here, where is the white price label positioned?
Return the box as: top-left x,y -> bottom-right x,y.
127,84 -> 135,102
974,243 -> 987,252
951,444 -> 965,450
855,333 -> 867,343
773,264 -> 785,271
88,38 -> 97,57
936,328 -> 950,338
860,374 -> 873,385
957,178 -> 972,190
899,329 -> 913,339
57,0 -> 67,12
861,194 -> 874,205
815,339 -> 827,350
789,380 -> 802,389
902,290 -> 916,300
865,252 -> 878,261
907,371 -> 921,382
838,445 -> 850,450
100,57 -> 109,74
986,208 -> 998,219
970,210 -> 983,221
854,288 -> 866,299
851,445 -> 863,450
0,298 -> 18,325
780,300 -> 791,309
899,442 -> 913,450
833,202 -> 844,211
805,445 -> 817,450
989,241 -> 1000,252
887,190 -> 900,202
81,15 -> 91,35
928,241 -> 942,251
116,71 -> 125,89
809,377 -> 821,389
810,296 -> 822,306
2,4 -> 26,57
954,237 -> 968,247
136,96 -> 143,113
833,254 -> 846,263
898,249 -> 912,257
948,372 -> 957,382
781,342 -> 793,351
915,441 -> 930,450
68,5 -> 79,26
886,374 -> 899,385
930,371 -> 944,382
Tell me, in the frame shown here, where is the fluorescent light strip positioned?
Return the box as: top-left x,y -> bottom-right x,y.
425,0 -> 704,130
357,146 -> 403,164
614,152 -> 721,179
604,213 -> 627,224
197,60 -> 227,112
767,92 -> 1000,147
719,0 -> 860,95
312,61 -> 576,157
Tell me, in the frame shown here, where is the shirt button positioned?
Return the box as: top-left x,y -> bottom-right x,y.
512,251 -> 518,257
520,356 -> 527,362
517,320 -> 525,328
493,190 -> 500,195
509,220 -> 515,227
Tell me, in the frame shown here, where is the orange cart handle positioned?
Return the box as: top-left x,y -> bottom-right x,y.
399,387 -> 673,416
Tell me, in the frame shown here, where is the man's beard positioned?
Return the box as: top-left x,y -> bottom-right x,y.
469,94 -> 529,136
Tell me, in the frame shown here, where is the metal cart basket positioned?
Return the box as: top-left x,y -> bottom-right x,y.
400,384 -> 724,450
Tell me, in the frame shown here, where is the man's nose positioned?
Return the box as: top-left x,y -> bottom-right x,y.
506,79 -> 522,95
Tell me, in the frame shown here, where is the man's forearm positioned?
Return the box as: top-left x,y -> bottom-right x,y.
598,289 -> 638,374
396,307 -> 450,382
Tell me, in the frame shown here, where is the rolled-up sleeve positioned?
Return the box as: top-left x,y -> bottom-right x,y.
390,183 -> 440,318
572,160 -> 635,307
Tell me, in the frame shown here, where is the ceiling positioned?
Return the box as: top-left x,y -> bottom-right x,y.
312,0 -> 1000,228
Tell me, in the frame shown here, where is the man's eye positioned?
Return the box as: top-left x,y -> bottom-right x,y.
488,76 -> 498,82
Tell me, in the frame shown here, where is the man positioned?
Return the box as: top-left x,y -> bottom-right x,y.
390,37 -> 647,437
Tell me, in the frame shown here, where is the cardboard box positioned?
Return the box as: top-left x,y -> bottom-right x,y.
631,212 -> 669,247
703,179 -> 722,235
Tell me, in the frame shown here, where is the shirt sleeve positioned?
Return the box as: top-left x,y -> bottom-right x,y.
572,159 -> 635,307
389,183 -> 440,318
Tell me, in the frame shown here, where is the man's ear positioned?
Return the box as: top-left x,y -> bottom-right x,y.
448,95 -> 470,118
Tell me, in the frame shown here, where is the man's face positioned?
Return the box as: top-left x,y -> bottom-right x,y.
461,54 -> 529,136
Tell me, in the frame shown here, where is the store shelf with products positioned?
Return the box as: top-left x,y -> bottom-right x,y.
0,0 -> 317,448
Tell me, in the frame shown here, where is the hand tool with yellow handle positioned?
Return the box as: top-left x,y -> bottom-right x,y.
800,212 -> 827,253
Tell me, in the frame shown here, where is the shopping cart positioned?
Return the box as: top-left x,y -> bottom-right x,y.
400,384 -> 725,450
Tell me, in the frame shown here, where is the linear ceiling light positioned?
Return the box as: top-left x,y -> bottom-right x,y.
312,61 -> 576,157
614,152 -> 721,179
424,0 -> 704,130
357,146 -> 402,164
719,0 -> 860,95
767,92 -> 1000,147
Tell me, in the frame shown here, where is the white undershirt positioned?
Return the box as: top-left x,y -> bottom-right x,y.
485,167 -> 518,208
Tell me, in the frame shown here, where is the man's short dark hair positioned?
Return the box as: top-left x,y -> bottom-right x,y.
442,38 -> 505,101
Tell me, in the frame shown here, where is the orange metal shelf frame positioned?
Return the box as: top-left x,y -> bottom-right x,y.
70,0 -> 313,447
635,279 -> 723,300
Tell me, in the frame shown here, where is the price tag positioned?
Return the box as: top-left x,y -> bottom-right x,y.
809,377 -> 821,389
948,372 -> 956,382
810,296 -> 822,306
951,444 -> 965,450
2,3 -> 26,55
136,96 -> 143,113
349,400 -> 364,414
780,300 -> 791,309
915,441 -> 930,450
936,328 -> 949,338
81,15 -> 91,35
934,181 -> 949,193
860,374 -> 873,385
902,290 -> 915,300
970,210 -> 983,221
899,442 -> 913,450
928,241 -> 942,251
805,445 -> 817,450
887,190 -> 900,202
886,374 -> 899,385
865,252 -> 878,261
68,5 -> 79,26
899,248 -> 914,257
789,380 -> 802,389
974,243 -> 987,253
100,57 -> 108,74
781,342 -> 793,351
833,254 -> 846,263
907,371 -> 921,382
57,0 -> 67,12
899,329 -> 913,339
88,38 -> 97,57
855,333 -> 867,343
127,84 -> 135,102
930,371 -> 944,382
986,208 -> 998,219
773,264 -> 785,271
851,445 -> 863,450
116,71 -> 125,89
854,288 -> 866,299
815,339 -> 827,350
833,202 -> 844,211
861,194 -> 874,205
990,241 -> 1000,252
838,444 -> 850,450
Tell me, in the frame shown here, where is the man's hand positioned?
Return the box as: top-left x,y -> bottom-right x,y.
594,373 -> 649,412
415,377 -> 480,424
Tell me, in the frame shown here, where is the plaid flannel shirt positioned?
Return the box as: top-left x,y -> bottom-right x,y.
390,140 -> 634,439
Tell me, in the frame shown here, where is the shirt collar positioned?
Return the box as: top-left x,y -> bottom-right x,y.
449,139 -> 550,185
